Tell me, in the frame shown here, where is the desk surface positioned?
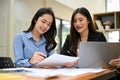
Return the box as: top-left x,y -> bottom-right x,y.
23,69 -> 116,80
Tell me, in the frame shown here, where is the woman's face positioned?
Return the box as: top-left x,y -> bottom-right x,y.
34,14 -> 53,35
73,13 -> 89,33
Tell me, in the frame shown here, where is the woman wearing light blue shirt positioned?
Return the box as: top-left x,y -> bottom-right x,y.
13,7 -> 57,67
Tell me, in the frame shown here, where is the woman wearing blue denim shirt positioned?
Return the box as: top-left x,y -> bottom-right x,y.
13,7 -> 57,68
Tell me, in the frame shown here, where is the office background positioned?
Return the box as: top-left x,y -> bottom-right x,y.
0,0 -> 119,60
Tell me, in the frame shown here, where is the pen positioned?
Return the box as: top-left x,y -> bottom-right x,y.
41,55 -> 47,58
67,50 -> 74,56
38,53 -> 47,58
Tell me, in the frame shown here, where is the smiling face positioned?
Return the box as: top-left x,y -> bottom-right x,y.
73,13 -> 89,34
33,14 -> 53,35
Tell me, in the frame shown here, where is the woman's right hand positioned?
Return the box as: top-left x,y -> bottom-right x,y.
29,52 -> 46,64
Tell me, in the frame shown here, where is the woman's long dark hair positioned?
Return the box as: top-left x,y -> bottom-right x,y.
70,7 -> 96,56
24,7 -> 57,53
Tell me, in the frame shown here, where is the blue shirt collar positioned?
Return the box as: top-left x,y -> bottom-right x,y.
26,32 -> 46,42
26,32 -> 32,39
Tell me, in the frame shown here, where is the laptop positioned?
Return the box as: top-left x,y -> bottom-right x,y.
77,42 -> 120,69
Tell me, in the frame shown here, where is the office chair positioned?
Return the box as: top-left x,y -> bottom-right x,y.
0,57 -> 15,69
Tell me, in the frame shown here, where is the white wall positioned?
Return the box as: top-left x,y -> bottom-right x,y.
0,0 -> 10,57
56,0 -> 106,14
45,0 -> 73,21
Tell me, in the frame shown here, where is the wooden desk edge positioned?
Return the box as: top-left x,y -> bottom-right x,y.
69,69 -> 116,80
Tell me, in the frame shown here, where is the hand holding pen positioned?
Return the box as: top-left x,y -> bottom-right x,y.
29,52 -> 46,64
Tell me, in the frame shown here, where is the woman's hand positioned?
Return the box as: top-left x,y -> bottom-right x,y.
109,56 -> 120,68
64,60 -> 78,68
29,52 -> 46,64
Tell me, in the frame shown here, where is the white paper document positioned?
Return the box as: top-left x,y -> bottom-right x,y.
34,54 -> 79,67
